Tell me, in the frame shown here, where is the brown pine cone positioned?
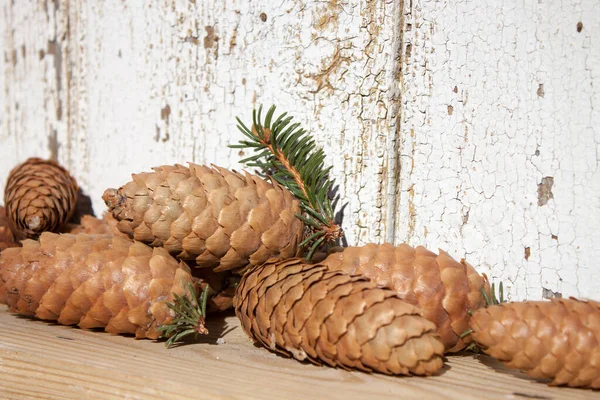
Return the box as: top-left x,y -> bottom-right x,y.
321,243 -> 491,352
234,258 -> 445,376
0,232 -> 196,339
469,298 -> 600,389
4,158 -> 78,239
0,206 -> 18,251
103,163 -> 303,274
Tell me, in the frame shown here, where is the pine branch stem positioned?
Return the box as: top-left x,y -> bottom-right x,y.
257,128 -> 311,203
255,127 -> 339,233
233,105 -> 344,259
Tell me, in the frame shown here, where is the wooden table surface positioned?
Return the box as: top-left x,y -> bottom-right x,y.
0,307 -> 597,400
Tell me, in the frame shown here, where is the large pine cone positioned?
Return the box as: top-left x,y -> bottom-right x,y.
0,206 -> 18,251
0,232 -> 195,339
234,258 -> 445,376
4,158 -> 78,239
321,243 -> 491,352
103,163 -> 303,274
470,298 -> 600,389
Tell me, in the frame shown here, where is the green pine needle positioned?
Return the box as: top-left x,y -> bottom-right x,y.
231,105 -> 344,259
459,329 -> 473,339
157,283 -> 209,348
483,281 -> 505,306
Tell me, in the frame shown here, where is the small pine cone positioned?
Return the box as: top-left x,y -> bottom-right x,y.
4,158 -> 78,239
469,298 -> 600,389
0,206 -> 18,251
234,258 -> 445,376
102,163 -> 303,274
321,243 -> 491,352
0,232 -> 195,339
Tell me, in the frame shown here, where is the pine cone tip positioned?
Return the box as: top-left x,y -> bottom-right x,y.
469,298 -> 600,389
102,188 -> 123,210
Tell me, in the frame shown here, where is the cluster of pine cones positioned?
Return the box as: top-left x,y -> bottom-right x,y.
0,157 -> 598,389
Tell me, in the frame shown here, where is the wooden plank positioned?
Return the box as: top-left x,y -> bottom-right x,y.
396,0 -> 600,300
0,0 -> 69,172
0,308 -> 595,400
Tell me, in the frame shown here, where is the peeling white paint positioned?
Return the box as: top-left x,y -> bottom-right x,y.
397,0 -> 599,300
1,0 -> 399,248
1,1 -> 598,301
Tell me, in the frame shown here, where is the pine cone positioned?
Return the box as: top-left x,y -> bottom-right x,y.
0,232 -> 196,339
321,243 -> 491,352
469,298 -> 600,389
103,163 -> 303,274
0,206 -> 18,251
4,158 -> 78,239
234,258 -> 445,376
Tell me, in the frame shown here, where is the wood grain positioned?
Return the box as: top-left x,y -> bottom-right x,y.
0,308 -> 595,400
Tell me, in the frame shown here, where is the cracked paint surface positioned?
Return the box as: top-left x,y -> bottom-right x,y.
0,0 -> 399,248
1,1 -> 598,301
398,0 -> 599,300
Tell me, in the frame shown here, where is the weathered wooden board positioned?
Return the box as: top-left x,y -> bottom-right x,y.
0,308 -> 597,400
395,0 -> 599,300
1,0 -> 400,247
1,0 -> 599,301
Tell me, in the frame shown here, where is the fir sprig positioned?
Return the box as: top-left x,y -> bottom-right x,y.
157,283 -> 209,348
230,105 -> 343,259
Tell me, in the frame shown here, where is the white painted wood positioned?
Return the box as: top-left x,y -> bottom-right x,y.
1,0 -> 598,301
0,1 -> 68,176
397,0 -> 600,300
1,0 -> 399,247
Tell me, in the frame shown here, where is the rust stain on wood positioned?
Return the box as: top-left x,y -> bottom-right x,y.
204,26 -> 218,49
229,27 -> 238,52
48,130 -> 59,161
305,46 -> 350,95
46,39 -> 63,120
537,177 -> 554,206
407,184 -> 416,240
313,0 -> 340,31
155,104 -> 171,143
537,83 -> 544,98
